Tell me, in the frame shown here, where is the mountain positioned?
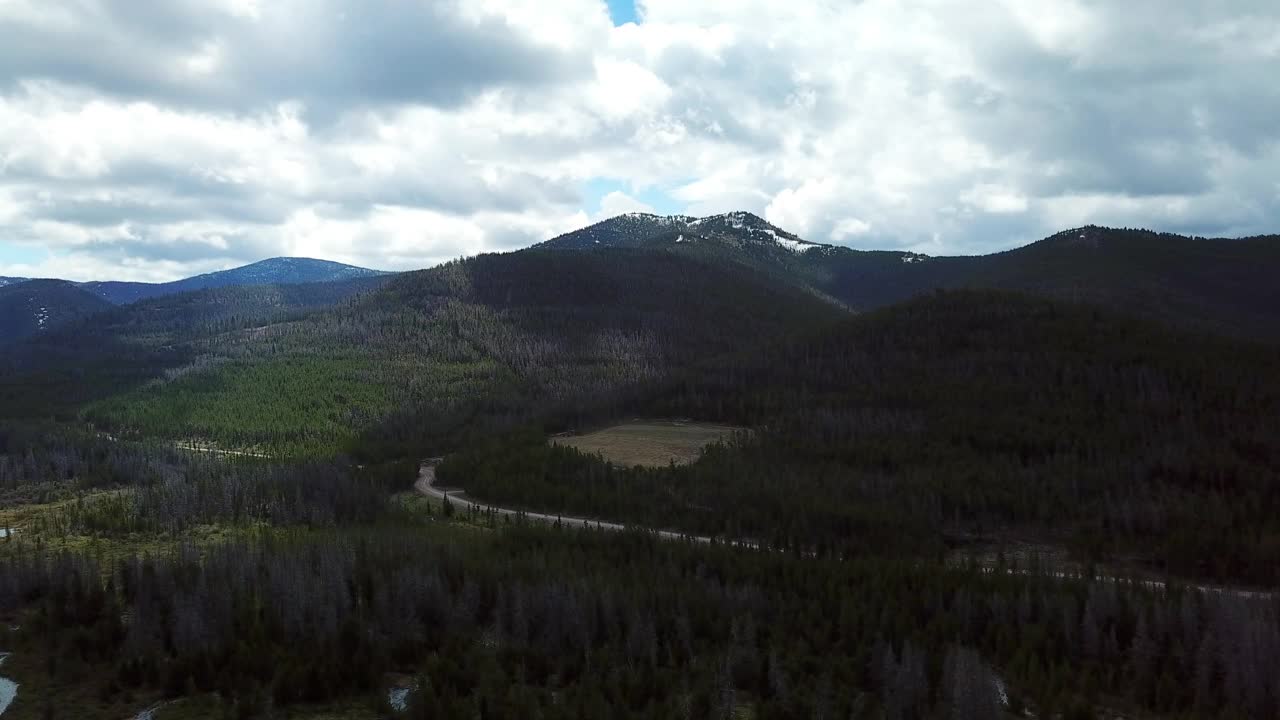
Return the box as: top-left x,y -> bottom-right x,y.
81,257 -> 391,305
0,276 -> 28,288
815,226 -> 1280,339
0,274 -> 394,419
543,213 -> 1280,340
538,212 -> 698,249
541,210 -> 829,257
56,247 -> 842,458
0,279 -> 113,344
5,227 -> 1280,720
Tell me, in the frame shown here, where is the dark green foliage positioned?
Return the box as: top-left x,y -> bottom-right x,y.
353,249 -> 841,458
0,429 -> 409,534
444,291 -> 1280,584
0,276 -> 390,423
3,524 -> 1276,719
21,248 -> 836,458
816,226 -> 1280,341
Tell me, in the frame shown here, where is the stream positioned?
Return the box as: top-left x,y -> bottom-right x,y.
0,652 -> 17,717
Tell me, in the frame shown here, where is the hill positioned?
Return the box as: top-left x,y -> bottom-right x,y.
0,280 -> 113,344
443,289 -> 1280,584
817,226 -> 1280,339
25,247 -> 842,457
81,257 -> 391,304
0,275 -> 393,420
0,277 -> 27,288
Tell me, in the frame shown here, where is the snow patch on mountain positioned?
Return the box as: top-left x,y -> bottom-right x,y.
540,210 -> 834,258
776,238 -> 819,254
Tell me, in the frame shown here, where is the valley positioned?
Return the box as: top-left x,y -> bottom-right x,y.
1,215 -> 1278,719
550,420 -> 741,468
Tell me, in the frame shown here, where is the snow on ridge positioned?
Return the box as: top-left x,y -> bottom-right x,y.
776,238 -> 819,254
594,210 -> 834,255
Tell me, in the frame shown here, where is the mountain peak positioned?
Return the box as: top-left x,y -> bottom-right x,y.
540,211 -> 830,256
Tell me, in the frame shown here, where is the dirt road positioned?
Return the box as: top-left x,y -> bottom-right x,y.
414,461 -> 1273,599
414,461 -> 737,545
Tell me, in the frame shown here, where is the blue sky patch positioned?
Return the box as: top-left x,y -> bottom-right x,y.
605,0 -> 639,25
0,242 -> 48,268
585,178 -> 683,216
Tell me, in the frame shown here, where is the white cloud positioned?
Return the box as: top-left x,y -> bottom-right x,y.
832,218 -> 872,241
1,0 -> 1278,281
597,191 -> 656,218
962,185 -> 1029,215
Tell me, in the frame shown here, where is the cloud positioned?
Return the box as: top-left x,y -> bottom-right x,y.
0,0 -> 596,117
597,191 -> 656,218
1,0 -> 1278,280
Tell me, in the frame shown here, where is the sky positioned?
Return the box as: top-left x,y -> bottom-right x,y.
1,1 -> 1278,282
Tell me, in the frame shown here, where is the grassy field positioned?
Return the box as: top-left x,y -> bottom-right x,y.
553,420 -> 740,468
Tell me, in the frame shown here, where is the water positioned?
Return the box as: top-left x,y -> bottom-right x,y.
388,687 -> 411,712
0,653 -> 18,717
131,701 -> 169,720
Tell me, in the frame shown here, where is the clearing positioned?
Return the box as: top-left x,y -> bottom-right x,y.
552,420 -> 740,468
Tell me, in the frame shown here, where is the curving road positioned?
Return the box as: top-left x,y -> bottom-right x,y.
414,461 -> 1275,599
414,460 -> 746,546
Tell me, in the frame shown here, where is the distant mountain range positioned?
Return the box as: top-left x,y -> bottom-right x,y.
5,215 -> 1280,347
81,257 -> 391,305
0,257 -> 391,344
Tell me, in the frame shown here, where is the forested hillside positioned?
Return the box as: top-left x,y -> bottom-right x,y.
2,236 -> 1279,718
0,275 -> 393,423
816,227 -> 1280,340
0,280 -> 113,344
63,249 -> 841,458
442,290 -> 1280,584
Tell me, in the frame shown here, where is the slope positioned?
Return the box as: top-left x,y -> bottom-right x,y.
77,247 -> 844,458
0,280 -> 113,344
0,275 -> 392,421
443,289 -> 1280,585
816,226 -> 1280,339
